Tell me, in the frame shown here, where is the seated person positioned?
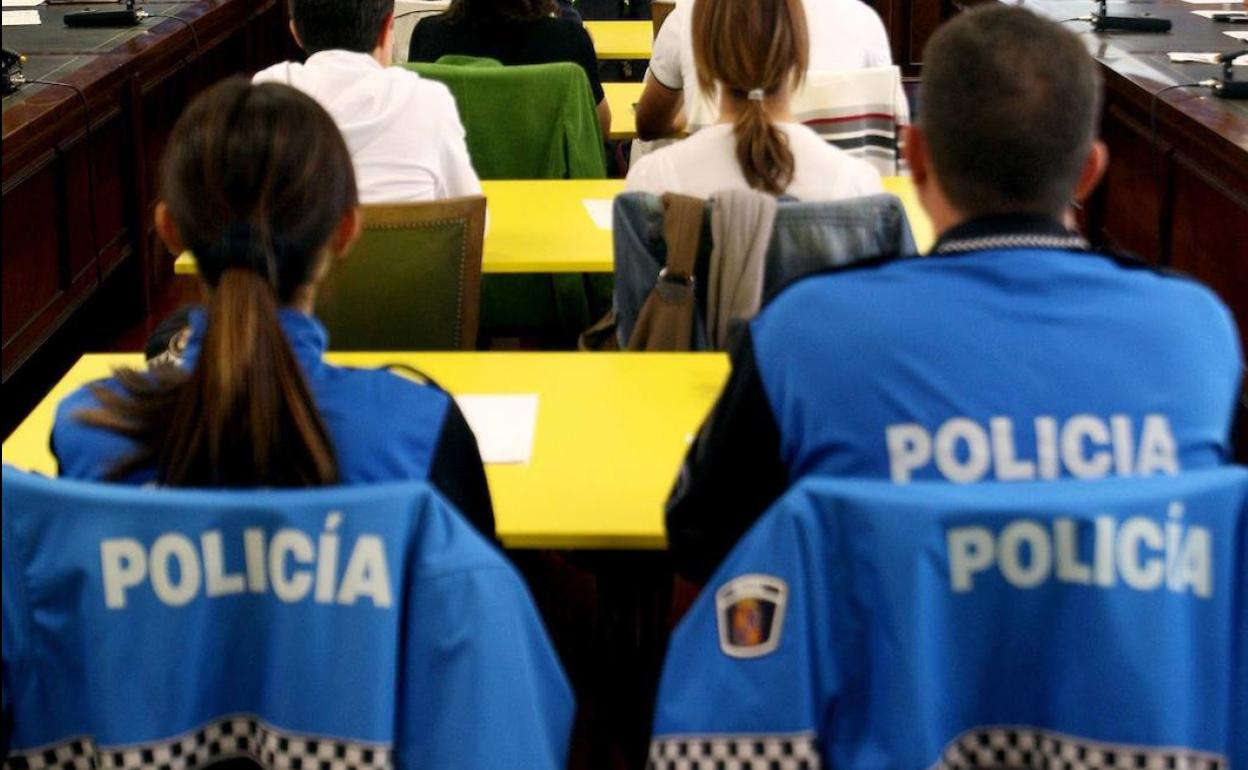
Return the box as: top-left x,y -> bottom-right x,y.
624,0 -> 881,199
52,78 -> 495,539
408,0 -> 611,137
635,0 -> 891,140
665,4 -> 1244,584
254,0 -> 482,204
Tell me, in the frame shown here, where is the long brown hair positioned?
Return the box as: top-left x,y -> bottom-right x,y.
692,0 -> 809,195
78,78 -> 358,487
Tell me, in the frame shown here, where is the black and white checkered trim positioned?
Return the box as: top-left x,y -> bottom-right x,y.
648,732 -> 820,770
935,234 -> 1090,255
930,726 -> 1226,770
4,715 -> 391,770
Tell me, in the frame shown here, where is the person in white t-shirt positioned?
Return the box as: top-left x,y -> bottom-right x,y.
635,0 -> 892,140
254,0 -> 482,204
626,0 -> 881,200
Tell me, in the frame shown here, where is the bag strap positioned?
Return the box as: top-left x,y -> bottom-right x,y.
659,193 -> 705,284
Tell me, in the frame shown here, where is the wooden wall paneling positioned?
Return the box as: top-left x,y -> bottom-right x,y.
1094,103 -> 1169,263
2,152 -> 99,380
1167,154 -> 1248,348
60,105 -> 133,281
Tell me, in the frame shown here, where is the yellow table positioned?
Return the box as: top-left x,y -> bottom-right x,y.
2,352 -> 730,550
584,21 -> 653,60
882,176 -> 934,254
478,179 -> 622,273
175,179 -> 626,277
604,81 -> 644,141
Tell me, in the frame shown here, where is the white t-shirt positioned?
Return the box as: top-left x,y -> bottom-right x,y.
254,50 -> 482,205
649,0 -> 893,125
625,123 -> 883,201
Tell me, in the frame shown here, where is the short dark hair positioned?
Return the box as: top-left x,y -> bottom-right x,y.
289,0 -> 394,54
919,5 -> 1103,218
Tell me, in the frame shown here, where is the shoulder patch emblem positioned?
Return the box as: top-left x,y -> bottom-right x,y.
715,574 -> 788,658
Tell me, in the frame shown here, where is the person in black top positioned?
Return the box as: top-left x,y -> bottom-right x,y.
409,0 -> 611,136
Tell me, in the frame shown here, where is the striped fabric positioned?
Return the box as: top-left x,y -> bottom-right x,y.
791,66 -> 910,176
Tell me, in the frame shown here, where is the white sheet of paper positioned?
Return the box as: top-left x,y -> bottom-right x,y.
1226,30 -> 1248,39
1,0 -> 43,8
582,199 -> 614,231
1178,0 -> 1240,5
1169,51 -> 1248,64
455,394 -> 539,465
1,9 -> 39,23
1192,9 -> 1247,16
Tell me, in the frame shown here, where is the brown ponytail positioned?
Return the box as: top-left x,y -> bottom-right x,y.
691,0 -> 809,195
78,78 -> 358,487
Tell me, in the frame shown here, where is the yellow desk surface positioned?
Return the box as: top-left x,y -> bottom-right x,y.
176,180 -> 626,277
480,179 -> 623,273
604,81 -> 643,141
173,177 -> 931,276
584,21 -> 653,60
2,352 -> 730,550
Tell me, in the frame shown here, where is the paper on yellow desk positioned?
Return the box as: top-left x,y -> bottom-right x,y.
455,394 -> 539,464
582,199 -> 614,231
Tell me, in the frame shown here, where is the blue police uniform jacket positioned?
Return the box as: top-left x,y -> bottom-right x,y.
666,215 -> 1244,583
651,470 -> 1248,768
1,468 -> 573,768
51,309 -> 494,537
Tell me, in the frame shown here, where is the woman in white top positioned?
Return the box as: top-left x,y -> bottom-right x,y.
625,0 -> 882,201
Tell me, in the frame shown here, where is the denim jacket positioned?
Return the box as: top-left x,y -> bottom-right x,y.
611,192 -> 918,349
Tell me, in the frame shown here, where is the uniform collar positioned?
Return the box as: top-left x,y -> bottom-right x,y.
931,214 -> 1090,256
181,308 -> 330,374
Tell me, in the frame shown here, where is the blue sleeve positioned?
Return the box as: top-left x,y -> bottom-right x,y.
2,504 -> 28,754
51,382 -> 143,481
397,565 -> 574,769
1234,497 -> 1248,768
650,495 -> 839,766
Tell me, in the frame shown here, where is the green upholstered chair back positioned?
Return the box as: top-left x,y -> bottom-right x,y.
316,197 -> 486,350
406,57 -> 606,180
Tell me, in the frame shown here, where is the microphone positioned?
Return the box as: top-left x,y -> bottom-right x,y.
1210,80 -> 1248,98
64,0 -> 146,28
1216,47 -> 1248,64
1202,48 -> 1248,99
1085,0 -> 1172,33
2,47 -> 26,96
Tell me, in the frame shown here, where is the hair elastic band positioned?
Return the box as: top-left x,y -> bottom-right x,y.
747,88 -> 766,101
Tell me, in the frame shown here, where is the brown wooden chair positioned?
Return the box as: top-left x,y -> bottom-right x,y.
316,196 -> 486,350
651,0 -> 676,36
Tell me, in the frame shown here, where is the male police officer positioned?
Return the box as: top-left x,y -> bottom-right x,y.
665,4 -> 1244,585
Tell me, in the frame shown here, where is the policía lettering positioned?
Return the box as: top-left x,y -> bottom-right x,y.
886,413 -> 1179,484
946,502 -> 1211,597
99,512 -> 392,609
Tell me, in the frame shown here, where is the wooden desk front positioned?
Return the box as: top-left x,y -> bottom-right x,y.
1,351 -> 730,550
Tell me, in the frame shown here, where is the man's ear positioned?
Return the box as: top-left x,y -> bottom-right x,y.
1074,139 -> 1109,204
903,124 -> 928,187
154,202 -> 185,256
331,206 -> 364,258
289,19 -> 306,52
377,12 -> 396,56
